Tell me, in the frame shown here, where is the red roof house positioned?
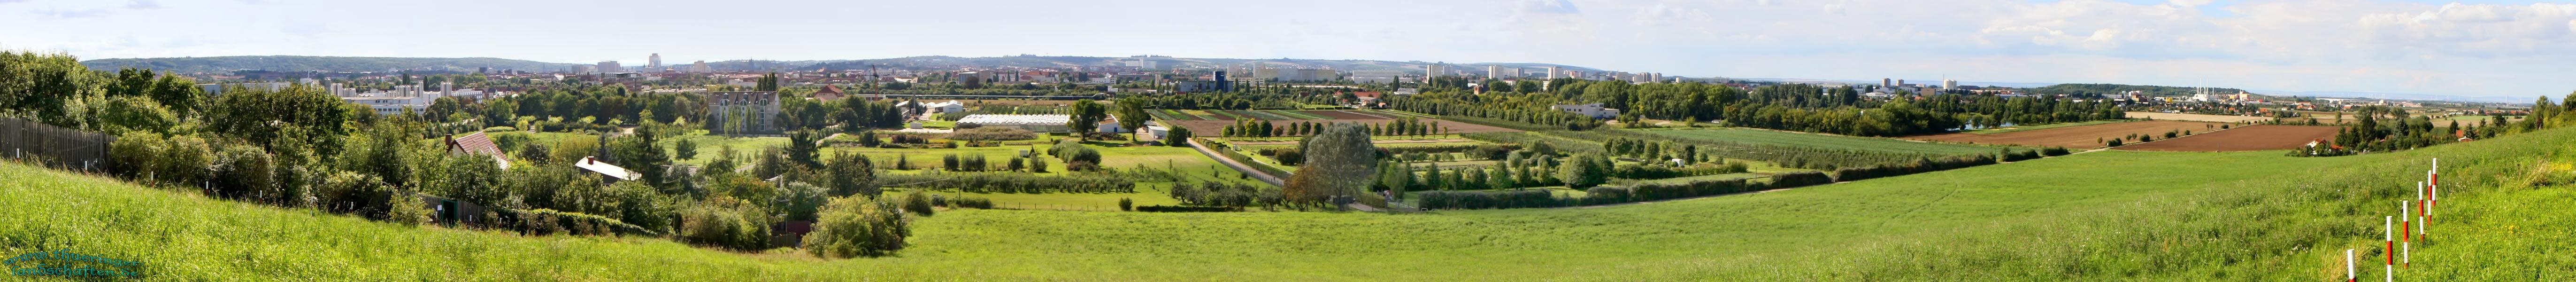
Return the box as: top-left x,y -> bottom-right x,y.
445,132 -> 513,169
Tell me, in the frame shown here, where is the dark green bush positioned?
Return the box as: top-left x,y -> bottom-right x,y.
1132,205 -> 1243,212
1771,171 -> 1833,188
678,198 -> 775,251
902,190 -> 936,216
804,196 -> 908,258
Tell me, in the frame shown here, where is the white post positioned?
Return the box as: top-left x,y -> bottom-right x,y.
2385,215 -> 2395,282
2346,249 -> 2358,282
2401,201 -> 2410,243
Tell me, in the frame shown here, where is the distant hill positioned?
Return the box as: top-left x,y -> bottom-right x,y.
80,55 -> 1609,76
80,55 -> 580,73
2026,83 -> 2246,97
803,55 -> 1603,74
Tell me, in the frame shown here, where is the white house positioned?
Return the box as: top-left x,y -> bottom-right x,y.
1550,103 -> 1622,119
924,100 -> 965,114
1138,124 -> 1172,141
575,157 -> 638,182
1096,119 -> 1131,133
899,100 -> 968,118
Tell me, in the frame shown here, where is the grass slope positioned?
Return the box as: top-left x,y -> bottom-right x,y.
7,128 -> 2575,280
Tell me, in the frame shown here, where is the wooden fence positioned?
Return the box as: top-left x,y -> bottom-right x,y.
0,117 -> 115,171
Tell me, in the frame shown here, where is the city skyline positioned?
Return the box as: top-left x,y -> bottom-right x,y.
6,0 -> 2576,98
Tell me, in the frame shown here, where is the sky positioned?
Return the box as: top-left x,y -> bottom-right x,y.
5,0 -> 2576,99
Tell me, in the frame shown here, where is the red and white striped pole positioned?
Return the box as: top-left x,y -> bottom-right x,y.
2428,160 -> 2439,221
2384,215 -> 2394,282
2346,249 -> 2358,282
2380,200 -> 2400,269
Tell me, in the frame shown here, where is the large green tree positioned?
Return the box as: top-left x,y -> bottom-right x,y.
1283,123 -> 1377,204
1113,98 -> 1152,141
1066,99 -> 1107,139
1556,154 -> 1611,189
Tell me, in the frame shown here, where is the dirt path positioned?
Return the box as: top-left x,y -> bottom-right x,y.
1186,138 -> 1285,187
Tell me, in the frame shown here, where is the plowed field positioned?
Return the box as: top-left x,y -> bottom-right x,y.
2115,125 -> 2339,152
1905,120 -> 2224,149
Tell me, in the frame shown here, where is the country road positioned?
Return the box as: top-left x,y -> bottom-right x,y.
1185,138 -> 1285,187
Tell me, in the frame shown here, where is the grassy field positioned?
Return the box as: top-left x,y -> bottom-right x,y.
1639,127 -> 2005,155
8,126 -> 2573,280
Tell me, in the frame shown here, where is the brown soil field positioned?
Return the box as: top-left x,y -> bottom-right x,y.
2125,111 -> 2271,123
1161,116 -> 1520,137
2115,125 -> 2340,152
1904,120 -> 2225,149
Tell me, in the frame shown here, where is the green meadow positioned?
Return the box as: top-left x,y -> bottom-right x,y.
5,126 -> 2573,280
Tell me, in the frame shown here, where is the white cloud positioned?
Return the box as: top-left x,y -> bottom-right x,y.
1518,0 -> 1580,15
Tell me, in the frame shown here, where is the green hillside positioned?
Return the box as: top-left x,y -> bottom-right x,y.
6,127 -> 2573,280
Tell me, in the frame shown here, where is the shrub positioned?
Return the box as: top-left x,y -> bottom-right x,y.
1118,198 -> 1134,211
951,197 -> 995,209
1829,155 -> 1996,182
782,182 -> 830,221
108,132 -> 163,180
1261,148 -> 1306,166
158,135 -> 214,188
208,144 -> 276,200
902,190 -> 936,216
506,208 -> 656,236
804,196 -> 909,258
1416,189 -> 1567,210
679,197 -> 776,251
1055,145 -> 1103,171
384,188 -> 433,226
1132,205 -> 1243,212
1997,149 -> 2041,162
879,172 -> 1137,194
315,171 -> 389,216
1169,181 -> 1278,208
1582,187 -> 1632,205
1625,178 -> 1762,202
1771,171 -> 1833,188
2040,147 -> 2073,156
612,182 -> 676,234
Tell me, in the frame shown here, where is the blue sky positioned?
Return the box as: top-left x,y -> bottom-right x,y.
5,0 -> 2576,98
